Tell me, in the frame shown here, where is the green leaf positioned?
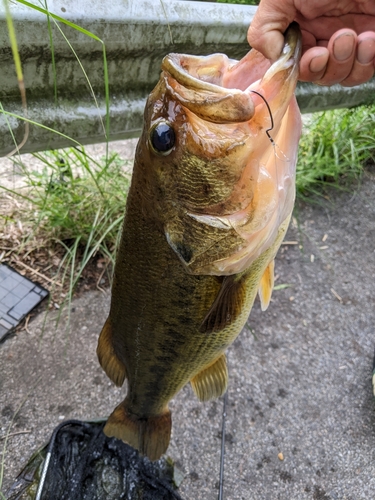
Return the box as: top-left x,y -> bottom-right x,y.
274,283 -> 293,291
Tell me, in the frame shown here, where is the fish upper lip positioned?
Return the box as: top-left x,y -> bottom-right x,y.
260,22 -> 302,85
162,53 -> 232,95
162,23 -> 302,95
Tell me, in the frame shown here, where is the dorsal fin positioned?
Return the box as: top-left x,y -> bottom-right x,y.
200,274 -> 247,334
258,260 -> 275,311
190,354 -> 228,402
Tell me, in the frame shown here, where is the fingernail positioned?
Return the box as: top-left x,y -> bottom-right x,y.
309,53 -> 328,74
333,34 -> 355,61
357,38 -> 375,65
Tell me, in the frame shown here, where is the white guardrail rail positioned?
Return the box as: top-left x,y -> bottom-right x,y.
1,0 -> 375,156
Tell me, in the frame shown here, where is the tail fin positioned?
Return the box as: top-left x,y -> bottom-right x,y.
104,401 -> 172,461
97,317 -> 127,387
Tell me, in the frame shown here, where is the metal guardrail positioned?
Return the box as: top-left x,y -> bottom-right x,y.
0,0 -> 375,156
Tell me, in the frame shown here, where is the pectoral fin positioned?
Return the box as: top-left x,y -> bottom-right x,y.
97,317 -> 127,387
258,260 -> 275,311
190,354 -> 228,402
200,274 -> 247,334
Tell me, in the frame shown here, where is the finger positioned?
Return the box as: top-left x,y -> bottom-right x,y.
298,30 -> 329,82
315,29 -> 357,86
299,47 -> 330,82
341,32 -> 375,86
247,0 -> 296,61
248,28 -> 285,61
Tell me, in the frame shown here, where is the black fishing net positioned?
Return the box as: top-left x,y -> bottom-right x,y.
5,420 -> 184,500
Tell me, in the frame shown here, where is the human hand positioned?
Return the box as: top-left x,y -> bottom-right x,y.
247,0 -> 375,86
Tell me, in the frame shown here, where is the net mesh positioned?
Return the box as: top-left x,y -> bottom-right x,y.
6,420 -> 183,500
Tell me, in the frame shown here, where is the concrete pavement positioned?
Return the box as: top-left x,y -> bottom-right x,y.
1,172 -> 375,499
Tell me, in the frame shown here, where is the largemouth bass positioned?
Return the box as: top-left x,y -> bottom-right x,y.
97,23 -> 302,461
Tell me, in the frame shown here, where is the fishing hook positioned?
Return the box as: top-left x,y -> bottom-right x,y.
250,90 -> 275,145
250,89 -> 289,228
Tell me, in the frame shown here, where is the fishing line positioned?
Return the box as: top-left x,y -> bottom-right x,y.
249,90 -> 290,161
218,354 -> 229,500
218,389 -> 228,500
250,90 -> 275,145
250,90 -> 290,224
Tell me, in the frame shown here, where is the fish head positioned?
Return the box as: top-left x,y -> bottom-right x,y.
137,23 -> 302,275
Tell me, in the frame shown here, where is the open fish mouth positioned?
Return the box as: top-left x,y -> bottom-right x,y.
162,22 -> 301,124
160,23 -> 302,275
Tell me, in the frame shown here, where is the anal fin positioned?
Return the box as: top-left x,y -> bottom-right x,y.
200,274 -> 247,334
104,401 -> 171,461
258,259 -> 274,311
97,317 -> 126,387
190,354 -> 228,402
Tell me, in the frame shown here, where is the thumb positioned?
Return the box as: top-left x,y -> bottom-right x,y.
247,0 -> 296,61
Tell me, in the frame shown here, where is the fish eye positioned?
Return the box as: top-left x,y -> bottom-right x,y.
150,121 -> 175,156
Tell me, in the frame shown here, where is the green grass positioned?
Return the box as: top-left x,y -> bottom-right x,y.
296,106 -> 375,200
20,149 -> 129,250
0,148 -> 130,305
16,0 -> 110,141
